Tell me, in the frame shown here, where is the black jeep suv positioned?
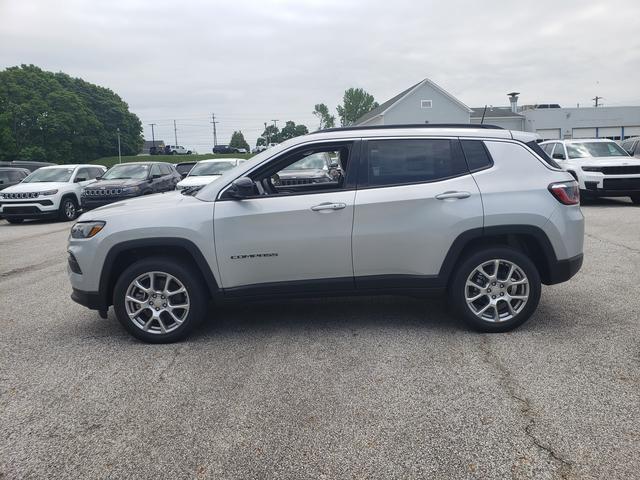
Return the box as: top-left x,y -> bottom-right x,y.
81,162 -> 180,210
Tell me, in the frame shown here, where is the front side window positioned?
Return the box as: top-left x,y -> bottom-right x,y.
566,142 -> 628,159
552,143 -> 566,159
102,164 -> 150,180
366,139 -> 466,187
0,170 -> 25,183
23,167 -> 75,183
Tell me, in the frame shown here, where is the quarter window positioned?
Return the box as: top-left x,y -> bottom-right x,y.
461,140 -> 493,171
366,139 -> 467,187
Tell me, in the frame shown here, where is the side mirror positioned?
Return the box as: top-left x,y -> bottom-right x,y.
95,175 -> 102,180
552,153 -> 565,160
227,177 -> 255,199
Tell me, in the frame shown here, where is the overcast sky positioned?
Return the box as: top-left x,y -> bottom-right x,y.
2,0 -> 640,151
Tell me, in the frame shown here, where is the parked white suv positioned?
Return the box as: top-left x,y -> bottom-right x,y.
1,164 -> 105,223
540,139 -> 640,204
166,145 -> 192,155
175,158 -> 246,190
68,125 -> 584,343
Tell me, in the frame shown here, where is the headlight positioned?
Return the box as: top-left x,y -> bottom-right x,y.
121,185 -> 141,194
41,189 -> 58,195
71,221 -> 105,239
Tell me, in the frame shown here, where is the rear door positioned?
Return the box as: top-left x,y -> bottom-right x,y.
352,137 -> 483,286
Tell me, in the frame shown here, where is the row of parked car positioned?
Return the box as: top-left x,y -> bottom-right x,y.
2,135 -> 639,225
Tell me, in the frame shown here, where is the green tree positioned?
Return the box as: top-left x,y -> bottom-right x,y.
280,121 -> 308,141
336,88 -> 379,126
259,124 -> 281,144
312,103 -> 335,130
229,130 -> 250,151
0,64 -> 143,163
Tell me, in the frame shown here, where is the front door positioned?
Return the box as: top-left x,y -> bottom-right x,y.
214,141 -> 358,290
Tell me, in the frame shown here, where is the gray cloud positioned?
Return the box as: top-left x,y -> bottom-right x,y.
2,0 -> 639,150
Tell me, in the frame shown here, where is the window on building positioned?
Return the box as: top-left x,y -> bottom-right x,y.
420,100 -> 433,109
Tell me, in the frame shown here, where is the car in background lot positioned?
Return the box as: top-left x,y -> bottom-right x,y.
176,158 -> 246,190
541,138 -> 640,204
0,167 -> 30,190
620,137 -> 640,158
175,161 -> 197,179
68,124 -> 584,343
164,145 -> 192,155
252,145 -> 267,154
0,160 -> 57,172
81,162 -> 181,210
212,145 -> 244,154
0,164 -> 105,223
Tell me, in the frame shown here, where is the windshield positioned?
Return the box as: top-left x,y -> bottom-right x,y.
102,164 -> 150,180
189,161 -> 237,176
284,153 -> 328,170
23,167 -> 75,183
566,142 -> 628,159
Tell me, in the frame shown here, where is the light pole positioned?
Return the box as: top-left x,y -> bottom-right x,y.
117,128 -> 122,163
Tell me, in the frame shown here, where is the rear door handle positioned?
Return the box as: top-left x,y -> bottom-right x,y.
435,191 -> 471,200
311,202 -> 347,211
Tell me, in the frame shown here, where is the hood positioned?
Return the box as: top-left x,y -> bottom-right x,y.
86,178 -> 147,189
177,175 -> 221,188
278,169 -> 327,179
568,156 -> 640,167
1,181 -> 64,193
78,191 -> 195,221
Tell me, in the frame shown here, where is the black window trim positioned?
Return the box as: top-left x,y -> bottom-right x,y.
357,137 -> 471,190
217,139 -> 361,201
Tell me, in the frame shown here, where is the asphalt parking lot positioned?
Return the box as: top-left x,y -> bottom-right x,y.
0,199 -> 638,479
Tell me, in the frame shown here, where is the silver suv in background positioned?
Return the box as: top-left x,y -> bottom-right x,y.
68,125 -> 584,343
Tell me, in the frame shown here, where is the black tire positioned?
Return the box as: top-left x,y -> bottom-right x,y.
6,218 -> 24,224
631,195 -> 640,205
58,196 -> 78,221
113,256 -> 208,343
449,247 -> 541,333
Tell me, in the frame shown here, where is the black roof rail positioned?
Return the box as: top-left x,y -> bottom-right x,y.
314,123 -> 504,134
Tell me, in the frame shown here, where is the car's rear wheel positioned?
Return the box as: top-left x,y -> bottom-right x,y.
58,197 -> 78,221
113,257 -> 207,343
449,247 -> 541,332
5,218 -> 24,224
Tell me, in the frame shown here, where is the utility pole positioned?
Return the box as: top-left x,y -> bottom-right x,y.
117,128 -> 122,164
173,120 -> 178,147
271,119 -> 279,129
593,96 -> 603,107
148,123 -> 156,151
264,122 -> 269,144
211,113 -> 219,147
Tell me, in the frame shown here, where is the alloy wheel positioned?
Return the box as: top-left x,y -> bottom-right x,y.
464,259 -> 529,322
124,271 -> 190,334
64,200 -> 76,219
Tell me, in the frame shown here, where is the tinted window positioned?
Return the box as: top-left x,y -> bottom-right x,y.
159,164 -> 172,175
526,141 -> 561,169
541,143 -> 554,155
461,140 -> 493,171
366,139 -> 466,186
150,164 -> 161,177
552,143 -> 566,159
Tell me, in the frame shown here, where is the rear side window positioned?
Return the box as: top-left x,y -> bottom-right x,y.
366,139 -> 467,187
460,140 -> 493,171
526,141 -> 561,169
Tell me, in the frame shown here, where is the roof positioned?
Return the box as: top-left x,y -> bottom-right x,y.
355,78 -> 473,125
471,107 -> 524,119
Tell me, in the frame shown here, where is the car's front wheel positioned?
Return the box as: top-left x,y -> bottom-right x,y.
113,257 -> 207,343
58,196 -> 78,221
449,247 -> 541,332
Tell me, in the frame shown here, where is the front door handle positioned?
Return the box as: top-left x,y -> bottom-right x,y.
435,191 -> 471,200
311,202 -> 347,211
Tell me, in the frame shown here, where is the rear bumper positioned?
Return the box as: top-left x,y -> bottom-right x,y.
545,253 -> 583,285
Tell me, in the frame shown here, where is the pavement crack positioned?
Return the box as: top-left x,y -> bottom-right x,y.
0,258 -> 63,279
158,346 -> 181,382
479,336 -> 574,478
585,232 -> 640,254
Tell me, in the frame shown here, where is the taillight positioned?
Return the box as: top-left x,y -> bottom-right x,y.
548,181 -> 580,205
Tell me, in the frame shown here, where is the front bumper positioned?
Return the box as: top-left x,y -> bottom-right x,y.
0,199 -> 58,218
81,195 -> 134,210
581,173 -> 640,196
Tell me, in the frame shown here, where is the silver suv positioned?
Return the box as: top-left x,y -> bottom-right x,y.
67,125 -> 584,343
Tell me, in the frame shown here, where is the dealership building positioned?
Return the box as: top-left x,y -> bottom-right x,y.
355,79 -> 640,141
